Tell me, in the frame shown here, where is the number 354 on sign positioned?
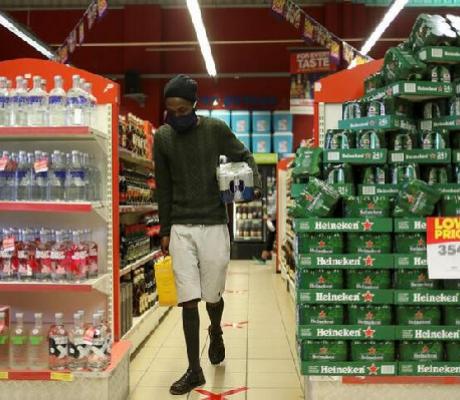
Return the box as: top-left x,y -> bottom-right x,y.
427,217 -> 460,280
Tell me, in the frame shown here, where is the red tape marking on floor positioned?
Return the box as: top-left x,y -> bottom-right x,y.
196,386 -> 248,400
222,321 -> 248,329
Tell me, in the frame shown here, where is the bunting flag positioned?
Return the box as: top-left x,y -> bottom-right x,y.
56,0 -> 108,63
272,0 -> 371,66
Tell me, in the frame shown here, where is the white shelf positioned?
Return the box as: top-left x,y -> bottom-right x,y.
122,302 -> 170,352
120,250 -> 161,277
119,204 -> 158,214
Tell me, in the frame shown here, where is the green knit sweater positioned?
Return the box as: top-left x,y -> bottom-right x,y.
154,116 -> 262,237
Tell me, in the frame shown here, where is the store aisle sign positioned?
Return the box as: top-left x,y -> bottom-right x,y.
290,51 -> 333,74
427,217 -> 460,279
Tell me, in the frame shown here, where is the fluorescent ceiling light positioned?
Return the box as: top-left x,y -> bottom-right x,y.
348,0 -> 408,69
186,0 -> 217,77
0,11 -> 55,59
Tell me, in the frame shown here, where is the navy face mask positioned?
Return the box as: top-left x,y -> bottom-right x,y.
166,111 -> 198,133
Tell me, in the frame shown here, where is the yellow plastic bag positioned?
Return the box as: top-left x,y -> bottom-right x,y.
154,256 -> 178,306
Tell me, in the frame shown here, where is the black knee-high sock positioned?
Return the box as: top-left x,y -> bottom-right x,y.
182,307 -> 201,372
206,298 -> 224,331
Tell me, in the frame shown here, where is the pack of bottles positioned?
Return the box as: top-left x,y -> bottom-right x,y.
119,165 -> 154,205
0,74 -> 97,128
0,149 -> 100,202
119,114 -> 151,158
120,223 -> 151,267
0,227 -> 98,281
0,310 -> 111,372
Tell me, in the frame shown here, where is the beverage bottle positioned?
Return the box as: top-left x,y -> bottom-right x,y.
88,154 -> 100,201
35,228 -> 53,281
97,309 -> 112,369
0,76 -> 10,126
65,150 -> 86,201
87,313 -> 106,371
81,153 -> 92,201
0,228 -> 15,281
69,312 -> 88,371
0,151 -> 16,201
48,150 -> 66,201
48,75 -> 67,126
70,230 -> 88,281
28,313 -> 48,370
17,228 -> 37,281
0,311 -> 9,369
27,76 -> 48,126
82,229 -> 98,278
32,151 -> 49,201
67,75 -> 85,126
50,230 -> 71,282
14,151 -> 33,201
83,82 -> 96,127
10,312 -> 28,369
48,313 -> 69,371
10,76 -> 28,127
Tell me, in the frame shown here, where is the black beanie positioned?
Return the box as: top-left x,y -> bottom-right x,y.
164,74 -> 198,103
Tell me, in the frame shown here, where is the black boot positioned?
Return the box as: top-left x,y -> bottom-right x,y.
208,325 -> 225,365
170,368 -> 206,395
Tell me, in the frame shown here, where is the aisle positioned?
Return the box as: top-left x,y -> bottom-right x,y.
129,260 -> 303,400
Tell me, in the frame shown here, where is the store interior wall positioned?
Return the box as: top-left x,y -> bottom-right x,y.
0,3 -> 455,145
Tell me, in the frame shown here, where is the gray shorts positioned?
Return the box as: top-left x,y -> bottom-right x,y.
169,224 -> 230,304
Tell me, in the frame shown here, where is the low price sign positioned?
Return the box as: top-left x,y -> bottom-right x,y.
427,217 -> 460,279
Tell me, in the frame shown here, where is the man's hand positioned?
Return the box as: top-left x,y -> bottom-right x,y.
254,189 -> 262,200
161,236 -> 170,256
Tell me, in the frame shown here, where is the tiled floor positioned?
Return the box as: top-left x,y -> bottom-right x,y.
129,260 -> 303,400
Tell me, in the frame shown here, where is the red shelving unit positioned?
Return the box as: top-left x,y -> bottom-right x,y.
0,201 -> 95,213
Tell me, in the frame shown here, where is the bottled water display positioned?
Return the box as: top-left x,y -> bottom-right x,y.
0,149 -> 100,202
0,74 -> 97,128
0,227 -> 98,282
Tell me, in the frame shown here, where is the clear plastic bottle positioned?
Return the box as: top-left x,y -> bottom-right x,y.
32,151 -> 49,201
35,228 -> 53,281
97,309 -> 112,369
0,151 -> 16,201
29,313 -> 48,370
50,230 -> 71,282
27,76 -> 48,126
83,229 -> 98,278
48,150 -> 66,201
17,228 -> 36,281
87,313 -> 106,371
88,154 -> 101,201
0,76 -> 10,126
0,228 -> 14,281
48,75 -> 67,126
67,75 -> 85,126
11,76 -> 28,127
70,230 -> 88,281
48,313 -> 69,371
69,312 -> 88,371
65,150 -> 87,201
10,312 -> 28,369
83,82 -> 96,127
14,151 -> 33,201
0,311 -> 9,368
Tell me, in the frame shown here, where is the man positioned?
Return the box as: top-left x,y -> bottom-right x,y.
154,74 -> 262,395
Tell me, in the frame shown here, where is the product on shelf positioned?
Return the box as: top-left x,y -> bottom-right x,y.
119,165 -> 155,205
120,223 -> 151,266
0,227 -> 99,282
29,313 -> 48,370
48,313 -> 69,371
118,113 -> 153,160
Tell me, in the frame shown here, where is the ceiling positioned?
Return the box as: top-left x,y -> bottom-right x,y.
0,0 -> 331,8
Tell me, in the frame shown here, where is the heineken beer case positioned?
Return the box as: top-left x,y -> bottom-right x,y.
347,233 -> 392,254
343,196 -> 391,218
394,233 -> 427,253
217,161 -> 254,203
346,269 -> 392,290
351,340 -> 396,362
399,341 -> 444,362
298,304 -> 345,325
395,269 -> 442,290
298,269 -> 344,290
444,306 -> 460,326
397,306 -> 442,326
348,304 -> 393,326
297,233 -> 344,254
300,340 -> 348,361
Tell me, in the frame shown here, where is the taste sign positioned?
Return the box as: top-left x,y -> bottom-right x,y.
427,217 -> 460,279
290,51 -> 333,74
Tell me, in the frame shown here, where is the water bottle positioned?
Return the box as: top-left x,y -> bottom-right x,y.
67,75 -> 85,126
11,76 -> 28,126
0,77 -> 10,126
48,75 -> 67,126
66,150 -> 87,201
48,313 -> 69,371
83,82 -> 97,127
0,312 -> 9,368
10,312 -> 28,370
27,76 -> 48,126
29,313 -> 48,370
69,312 -> 88,371
48,150 -> 66,201
32,151 -> 49,201
87,154 -> 100,201
0,151 -> 14,200
15,151 -> 33,201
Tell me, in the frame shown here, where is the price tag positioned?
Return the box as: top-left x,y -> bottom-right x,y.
50,372 -> 73,382
34,159 -> 48,173
427,217 -> 460,279
0,157 -> 8,172
0,371 -> 8,380
2,237 -> 15,252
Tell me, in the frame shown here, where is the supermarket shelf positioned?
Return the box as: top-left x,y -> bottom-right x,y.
119,204 -> 158,214
119,147 -> 154,169
122,301 -> 171,353
0,126 -> 107,141
0,273 -> 111,295
234,237 -> 263,242
0,201 -> 105,214
120,250 -> 161,277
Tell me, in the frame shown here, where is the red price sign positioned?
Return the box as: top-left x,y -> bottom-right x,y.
34,159 -> 48,173
2,237 -> 15,252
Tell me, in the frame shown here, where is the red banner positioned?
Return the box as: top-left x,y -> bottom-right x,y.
290,51 -> 333,74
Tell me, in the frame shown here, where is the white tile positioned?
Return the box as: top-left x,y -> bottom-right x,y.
129,370 -> 145,391
248,359 -> 297,373
129,386 -> 188,400
248,345 -> 293,360
138,370 -> 186,387
247,388 -> 303,400
130,355 -> 155,371
247,372 -> 302,388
